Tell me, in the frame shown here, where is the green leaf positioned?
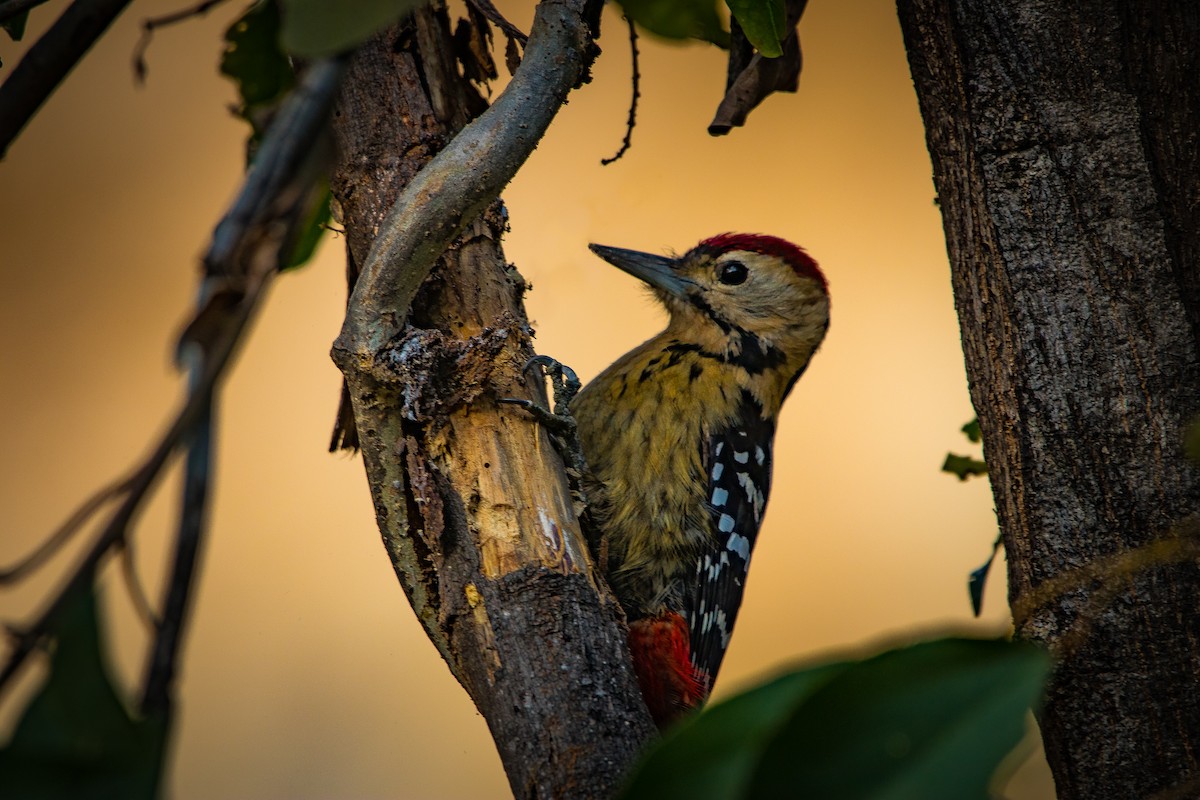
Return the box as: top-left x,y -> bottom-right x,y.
943,452 -> 988,481
622,638 -> 1048,800
0,583 -> 170,798
616,0 -> 730,48
2,9 -> 28,41
222,2 -> 294,123
283,181 -> 332,269
620,663 -> 848,799
961,418 -> 982,443
968,535 -> 1003,617
280,0 -> 429,58
724,0 -> 785,57
748,638 -> 1049,799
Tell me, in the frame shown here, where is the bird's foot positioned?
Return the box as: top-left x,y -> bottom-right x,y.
501,355 -> 587,503
501,354 -> 581,435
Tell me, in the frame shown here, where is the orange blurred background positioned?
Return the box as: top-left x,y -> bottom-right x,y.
0,1 -> 1053,796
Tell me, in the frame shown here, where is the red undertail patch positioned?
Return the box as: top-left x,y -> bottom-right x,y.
628,612 -> 710,729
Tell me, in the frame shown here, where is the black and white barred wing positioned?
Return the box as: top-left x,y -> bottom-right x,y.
686,410 -> 775,688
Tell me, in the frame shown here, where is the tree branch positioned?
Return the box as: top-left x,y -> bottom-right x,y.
0,0 -> 134,158
0,57 -> 342,702
329,2 -> 655,795
139,395 -> 213,715
332,0 -> 594,362
132,0 -> 232,83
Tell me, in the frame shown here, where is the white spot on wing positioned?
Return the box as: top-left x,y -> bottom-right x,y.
711,487 -> 728,507
736,472 -> 765,520
712,462 -> 724,480
755,445 -> 765,465
714,608 -> 731,648
734,450 -> 749,464
727,533 -> 751,562
718,514 -> 735,533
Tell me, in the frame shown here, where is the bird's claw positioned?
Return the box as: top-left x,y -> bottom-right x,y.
501,355 -> 588,507
500,355 -> 581,437
523,355 -> 581,417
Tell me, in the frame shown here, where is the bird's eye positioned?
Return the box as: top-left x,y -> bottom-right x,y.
718,261 -> 748,285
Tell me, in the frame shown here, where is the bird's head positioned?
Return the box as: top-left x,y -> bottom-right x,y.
589,234 -> 830,391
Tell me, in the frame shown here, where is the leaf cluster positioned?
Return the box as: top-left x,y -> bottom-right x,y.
622,637 -> 1049,799
615,0 -> 788,57
943,419 -> 987,481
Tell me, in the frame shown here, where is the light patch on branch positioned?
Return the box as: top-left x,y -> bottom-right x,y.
464,583 -> 503,683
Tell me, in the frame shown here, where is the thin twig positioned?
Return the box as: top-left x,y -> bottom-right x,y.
0,402 -> 201,697
140,57 -> 344,716
0,310 -> 246,697
132,0 -> 231,83
0,477 -> 130,584
140,395 -> 213,714
600,16 -> 639,166
118,538 -> 161,632
0,0 -> 134,159
0,58 -> 344,701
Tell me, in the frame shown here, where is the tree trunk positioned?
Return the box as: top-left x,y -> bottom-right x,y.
328,5 -> 656,797
897,2 -> 1200,798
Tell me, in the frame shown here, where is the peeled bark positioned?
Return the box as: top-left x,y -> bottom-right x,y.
329,4 -> 655,797
897,2 -> 1200,798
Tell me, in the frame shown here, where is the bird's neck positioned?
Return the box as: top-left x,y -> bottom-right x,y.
655,318 -> 825,416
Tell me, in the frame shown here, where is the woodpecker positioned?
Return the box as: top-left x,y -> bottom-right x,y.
570,233 -> 829,728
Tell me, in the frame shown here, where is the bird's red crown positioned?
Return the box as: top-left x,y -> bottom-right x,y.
694,233 -> 827,294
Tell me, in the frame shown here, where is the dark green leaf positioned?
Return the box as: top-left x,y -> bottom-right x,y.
0,583 -> 169,798
961,418 -> 982,443
748,638 -> 1049,799
623,638 -> 1048,800
620,663 -> 848,799
616,0 -> 730,47
724,0 -> 785,57
283,181 -> 332,269
280,0 -> 429,58
222,2 -> 294,122
943,452 -> 988,481
2,9 -> 28,41
968,535 -> 1002,617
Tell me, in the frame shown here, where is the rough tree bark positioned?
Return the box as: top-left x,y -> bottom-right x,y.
328,2 -> 656,797
897,3 -> 1200,798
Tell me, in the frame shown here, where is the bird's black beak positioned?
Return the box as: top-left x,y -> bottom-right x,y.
588,243 -> 692,299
